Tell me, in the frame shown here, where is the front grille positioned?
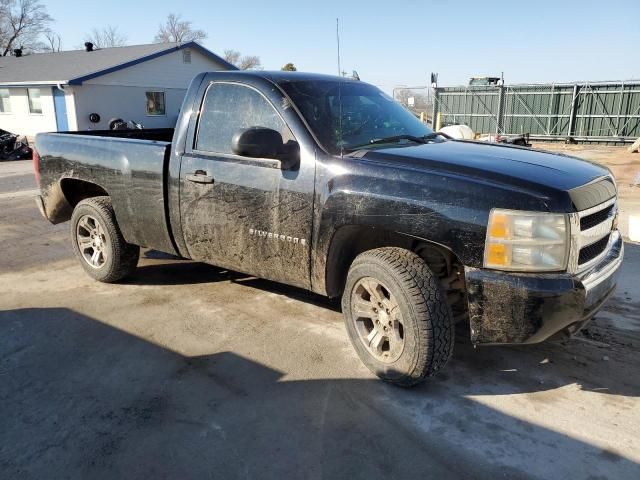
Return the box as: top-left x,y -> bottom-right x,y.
579,234 -> 610,264
580,204 -> 614,231
569,194 -> 617,274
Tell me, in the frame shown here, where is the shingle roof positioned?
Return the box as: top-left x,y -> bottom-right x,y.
0,41 -> 236,86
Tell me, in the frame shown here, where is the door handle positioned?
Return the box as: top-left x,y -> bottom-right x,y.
186,170 -> 215,184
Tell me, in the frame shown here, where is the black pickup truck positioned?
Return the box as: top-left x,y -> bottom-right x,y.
34,71 -> 624,386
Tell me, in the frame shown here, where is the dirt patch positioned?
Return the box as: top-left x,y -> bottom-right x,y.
533,143 -> 640,186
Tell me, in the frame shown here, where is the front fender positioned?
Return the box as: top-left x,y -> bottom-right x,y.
311,185 -> 489,295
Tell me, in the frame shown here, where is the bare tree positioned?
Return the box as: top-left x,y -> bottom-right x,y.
84,25 -> 127,49
43,29 -> 61,52
223,49 -> 261,70
281,62 -> 297,71
0,0 -> 52,56
239,55 -> 261,70
224,49 -> 240,66
394,89 -> 410,106
154,13 -> 206,43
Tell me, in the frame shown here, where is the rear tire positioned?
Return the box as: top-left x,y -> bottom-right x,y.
70,196 -> 139,282
342,247 -> 454,387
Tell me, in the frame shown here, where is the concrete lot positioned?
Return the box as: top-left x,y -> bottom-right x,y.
1,154 -> 639,480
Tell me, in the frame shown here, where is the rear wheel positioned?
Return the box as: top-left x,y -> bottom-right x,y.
70,196 -> 139,282
342,247 -> 454,387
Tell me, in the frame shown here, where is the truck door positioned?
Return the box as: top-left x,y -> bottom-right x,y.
178,81 -> 315,289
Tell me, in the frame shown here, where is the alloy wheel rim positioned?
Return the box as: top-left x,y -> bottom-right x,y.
351,277 -> 405,363
76,214 -> 108,269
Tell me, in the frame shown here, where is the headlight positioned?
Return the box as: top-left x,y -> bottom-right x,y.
484,209 -> 569,272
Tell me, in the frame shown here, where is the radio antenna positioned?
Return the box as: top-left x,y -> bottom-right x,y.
336,18 -> 341,76
336,18 -> 344,157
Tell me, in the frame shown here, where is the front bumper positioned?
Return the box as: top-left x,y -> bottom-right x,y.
465,230 -> 624,345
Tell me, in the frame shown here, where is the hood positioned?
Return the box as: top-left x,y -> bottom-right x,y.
360,140 -> 610,193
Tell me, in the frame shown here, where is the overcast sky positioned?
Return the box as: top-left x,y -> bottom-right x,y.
46,0 -> 640,90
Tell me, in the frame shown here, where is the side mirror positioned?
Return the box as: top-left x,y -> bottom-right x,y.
231,127 -> 299,170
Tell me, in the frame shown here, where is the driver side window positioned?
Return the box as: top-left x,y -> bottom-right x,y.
196,82 -> 294,154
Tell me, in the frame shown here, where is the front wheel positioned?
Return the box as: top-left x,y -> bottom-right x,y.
70,196 -> 139,282
342,247 -> 454,387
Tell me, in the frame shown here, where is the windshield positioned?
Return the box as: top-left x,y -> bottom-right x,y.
279,79 -> 434,155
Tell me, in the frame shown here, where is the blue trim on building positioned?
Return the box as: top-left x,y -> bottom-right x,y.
68,42 -> 238,86
52,86 -> 69,131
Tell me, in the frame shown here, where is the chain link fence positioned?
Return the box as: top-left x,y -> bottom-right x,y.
433,81 -> 640,142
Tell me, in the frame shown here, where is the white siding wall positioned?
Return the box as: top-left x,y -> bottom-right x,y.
72,85 -> 187,130
83,48 -> 225,88
73,48 -> 226,130
0,87 -> 58,137
64,88 -> 78,130
0,48 -> 226,135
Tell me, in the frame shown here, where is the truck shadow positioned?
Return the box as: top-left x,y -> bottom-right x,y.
126,250 -> 342,310
122,261 -> 341,312
121,260 -> 247,286
1,307 -> 637,479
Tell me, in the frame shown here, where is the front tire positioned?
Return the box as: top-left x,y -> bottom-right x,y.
70,196 -> 139,282
342,247 -> 454,387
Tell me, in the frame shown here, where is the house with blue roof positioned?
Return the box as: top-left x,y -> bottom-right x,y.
0,41 -> 236,136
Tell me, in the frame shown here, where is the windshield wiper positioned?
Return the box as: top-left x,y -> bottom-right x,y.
425,131 -> 453,140
346,134 -> 441,151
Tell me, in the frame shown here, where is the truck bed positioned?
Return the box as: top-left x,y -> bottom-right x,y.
35,129 -> 178,256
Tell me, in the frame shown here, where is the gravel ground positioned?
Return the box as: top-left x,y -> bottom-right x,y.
1,159 -> 639,480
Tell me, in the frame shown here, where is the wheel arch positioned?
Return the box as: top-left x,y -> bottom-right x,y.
45,178 -> 110,224
60,178 -> 110,208
323,224 -> 464,299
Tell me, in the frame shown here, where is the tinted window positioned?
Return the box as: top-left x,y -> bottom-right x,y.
279,80 -> 433,155
196,83 -> 294,154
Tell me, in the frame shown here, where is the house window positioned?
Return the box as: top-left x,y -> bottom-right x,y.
145,92 -> 165,116
0,89 -> 10,113
182,49 -> 191,64
28,88 -> 43,114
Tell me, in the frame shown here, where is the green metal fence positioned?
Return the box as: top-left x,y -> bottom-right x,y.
432,81 -> 640,141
